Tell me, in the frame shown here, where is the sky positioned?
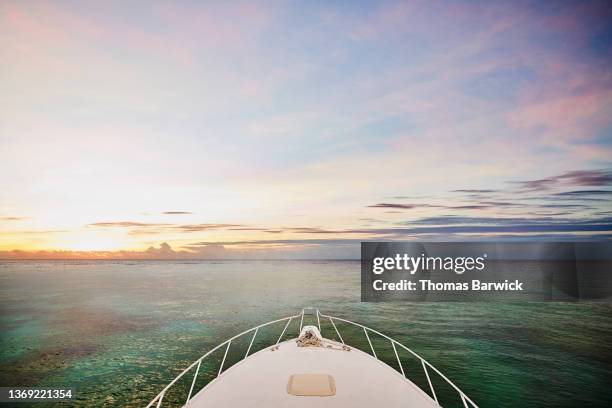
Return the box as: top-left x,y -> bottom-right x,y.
0,0 -> 611,259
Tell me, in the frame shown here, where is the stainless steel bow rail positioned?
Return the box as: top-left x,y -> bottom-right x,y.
145,308 -> 479,408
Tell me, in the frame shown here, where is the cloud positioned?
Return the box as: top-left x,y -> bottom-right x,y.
477,201 -> 524,207
0,242 -> 226,260
144,242 -> 177,257
0,216 -> 28,221
452,189 -> 499,193
87,221 -> 245,233
368,200 -> 592,212
449,205 -> 491,210
531,204 -> 591,210
379,224 -> 611,235
560,170 -> 612,186
367,203 -> 439,210
161,211 -> 193,215
186,239 -> 360,247
174,224 -> 245,232
281,227 -> 344,234
368,202 -> 521,211
514,169 -> 612,190
88,221 -> 172,228
552,190 -> 612,197
377,169 -> 611,217
186,217 -> 612,240
406,215 -> 612,226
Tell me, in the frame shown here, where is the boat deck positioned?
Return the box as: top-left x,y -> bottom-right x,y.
188,338 -> 437,407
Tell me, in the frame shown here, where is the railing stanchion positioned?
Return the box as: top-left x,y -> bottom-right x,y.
363,328 -> 377,359
156,391 -> 165,408
422,360 -> 438,404
245,328 -> 258,358
329,317 -> 344,344
392,341 -> 405,378
461,393 -> 469,408
186,359 -> 202,404
299,309 -> 305,332
218,340 -> 231,376
276,317 -> 292,345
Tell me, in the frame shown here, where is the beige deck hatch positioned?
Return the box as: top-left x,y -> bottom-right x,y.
287,373 -> 336,396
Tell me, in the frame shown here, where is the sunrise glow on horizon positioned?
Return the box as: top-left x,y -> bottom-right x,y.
1,0 -> 611,259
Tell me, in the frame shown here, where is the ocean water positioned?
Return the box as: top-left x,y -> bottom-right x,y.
0,260 -> 611,407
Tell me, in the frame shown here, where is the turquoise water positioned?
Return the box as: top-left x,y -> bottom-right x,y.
0,260 -> 611,407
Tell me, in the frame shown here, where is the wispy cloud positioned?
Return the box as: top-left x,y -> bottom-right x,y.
88,221 -> 245,234
88,222 -> 171,228
452,189 -> 499,194
367,203 -> 440,210
0,216 -> 29,221
185,239 -> 360,247
406,215 -> 612,226
366,201 -> 590,211
174,224 -> 245,232
513,170 -> 612,191
552,190 -> 612,197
